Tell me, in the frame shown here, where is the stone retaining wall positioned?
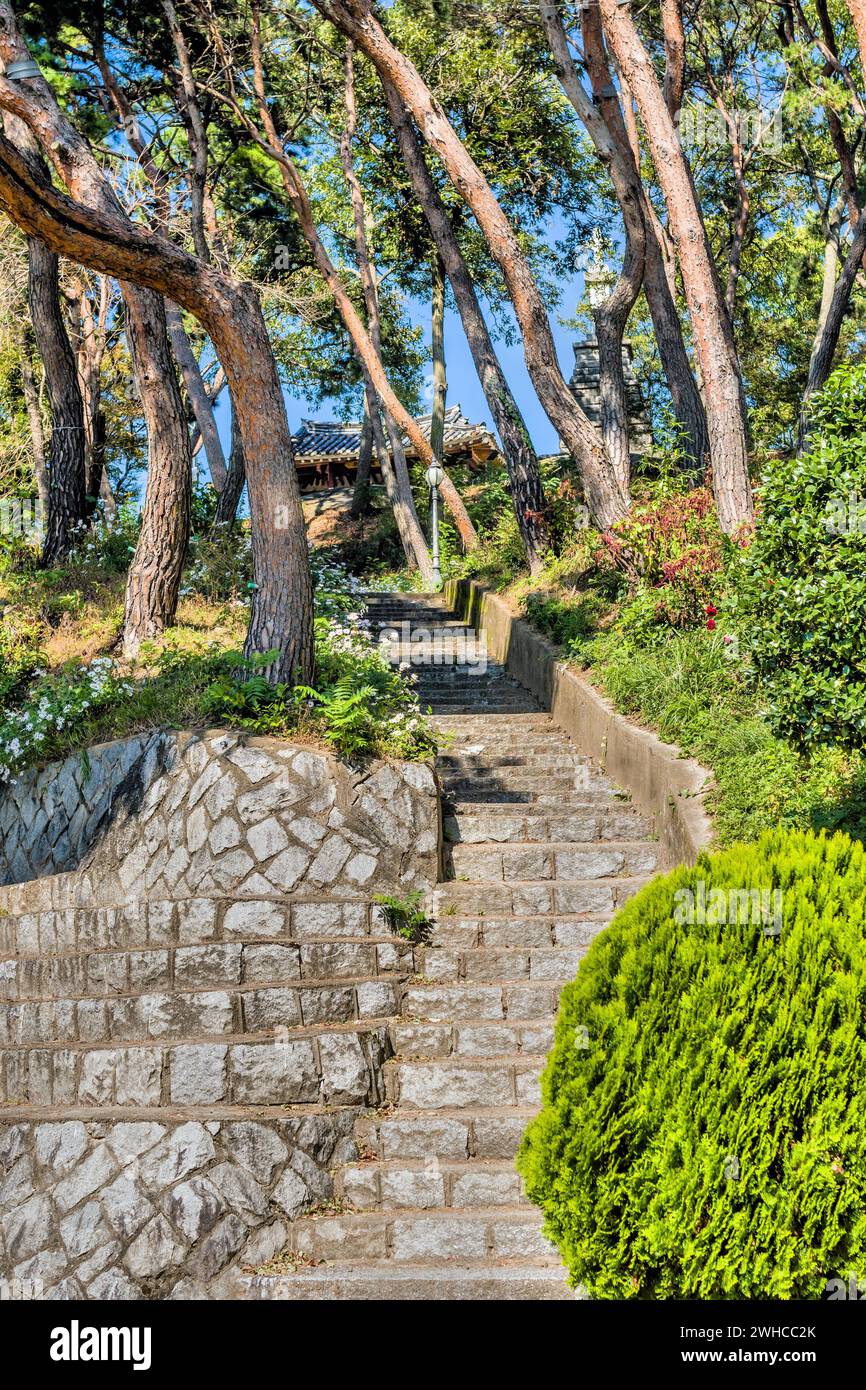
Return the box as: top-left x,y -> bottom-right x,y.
0,729 -> 440,903
0,731 -> 442,1300
0,1112 -> 356,1299
444,578 -> 713,867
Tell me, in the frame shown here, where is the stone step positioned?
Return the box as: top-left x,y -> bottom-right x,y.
0,1022 -> 390,1108
430,714 -> 553,729
2,977 -> 407,1045
422,702 -> 541,715
437,751 -> 591,770
383,1055 -> 543,1109
445,840 -> 659,882
403,979 -> 564,1023
418,943 -> 584,985
283,1205 -> 554,1263
0,898 -> 395,962
382,639 -> 487,654
390,1017 -> 554,1060
432,875 -> 649,917
2,936 -> 413,1000
237,1263 -> 577,1300
335,1157 -> 525,1209
443,807 -> 651,843
355,1106 -> 536,1160
430,914 -> 611,950
442,779 -> 614,807
435,737 -> 587,756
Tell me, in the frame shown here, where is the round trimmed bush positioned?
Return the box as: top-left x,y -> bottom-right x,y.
517,829 -> 866,1299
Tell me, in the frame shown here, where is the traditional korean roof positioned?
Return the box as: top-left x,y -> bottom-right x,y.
291,405 -> 498,462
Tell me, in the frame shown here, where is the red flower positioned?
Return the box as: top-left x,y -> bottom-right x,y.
706,618 -> 716,630
705,603 -> 718,617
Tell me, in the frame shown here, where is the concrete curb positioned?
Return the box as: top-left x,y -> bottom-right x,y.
443,578 -> 714,868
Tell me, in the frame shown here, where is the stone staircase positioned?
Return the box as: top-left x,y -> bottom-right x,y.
239,593 -> 659,1300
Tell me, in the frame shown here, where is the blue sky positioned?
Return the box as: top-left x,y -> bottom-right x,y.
208,248 -> 587,474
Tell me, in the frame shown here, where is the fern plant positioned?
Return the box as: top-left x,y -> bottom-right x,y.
373,890 -> 433,943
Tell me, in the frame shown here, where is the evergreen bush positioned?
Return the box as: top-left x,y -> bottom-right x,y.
733,364 -> 866,751
518,828 -> 866,1298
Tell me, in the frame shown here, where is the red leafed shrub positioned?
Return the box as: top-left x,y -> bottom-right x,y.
596,488 -> 728,628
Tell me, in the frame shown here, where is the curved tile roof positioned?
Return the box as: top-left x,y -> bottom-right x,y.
291,405 -> 498,461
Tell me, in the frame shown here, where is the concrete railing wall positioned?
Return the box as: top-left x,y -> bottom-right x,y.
444,578 -> 713,868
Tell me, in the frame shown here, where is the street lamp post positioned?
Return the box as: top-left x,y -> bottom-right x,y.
424,463 -> 445,591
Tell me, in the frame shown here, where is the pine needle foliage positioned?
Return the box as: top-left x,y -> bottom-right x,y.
518,829 -> 866,1298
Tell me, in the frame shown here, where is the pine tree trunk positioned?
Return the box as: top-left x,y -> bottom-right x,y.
384,80 -> 550,570
0,8 -> 314,683
798,208 -> 866,447
212,400 -> 246,528
543,1 -> 708,472
14,319 -> 50,510
315,0 -> 627,529
430,253 -> 447,464
350,401 -> 374,517
26,236 -> 87,564
165,299 -> 228,491
598,0 -> 753,532
366,385 -> 434,582
122,288 -> 191,656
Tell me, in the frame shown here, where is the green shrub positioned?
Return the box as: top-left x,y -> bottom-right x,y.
518,828 -> 866,1299
733,364 -> 866,751
597,486 -> 728,633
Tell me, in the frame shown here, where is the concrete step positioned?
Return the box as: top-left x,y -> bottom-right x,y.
439,778 -> 598,801
445,840 -> 659,882
403,979 -> 564,1023
390,1017 -> 554,1059
430,713 -> 553,729
0,1021 -> 391,1108
421,703 -> 541,716
443,807 -> 651,843
383,1055 -> 543,1109
355,1106 -> 536,1160
335,1157 -> 525,1209
437,752 -> 592,771
283,1205 -> 555,1263
237,1263 -> 578,1300
418,943 -> 584,984
430,914 -> 611,950
432,875 -> 650,917
441,788 -> 616,808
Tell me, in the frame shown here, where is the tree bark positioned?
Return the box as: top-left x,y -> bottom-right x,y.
799,207 -> 866,444
0,6 -> 314,683
661,0 -> 687,119
541,3 -> 708,472
382,79 -> 551,569
312,0 -> 627,529
26,235 -> 87,564
338,41 -> 442,567
212,397 -> 246,528
597,0 -> 753,532
430,252 -> 447,465
165,300 -> 228,491
123,289 -> 192,655
350,399 -> 374,517
13,317 -> 49,509
580,9 -> 643,492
